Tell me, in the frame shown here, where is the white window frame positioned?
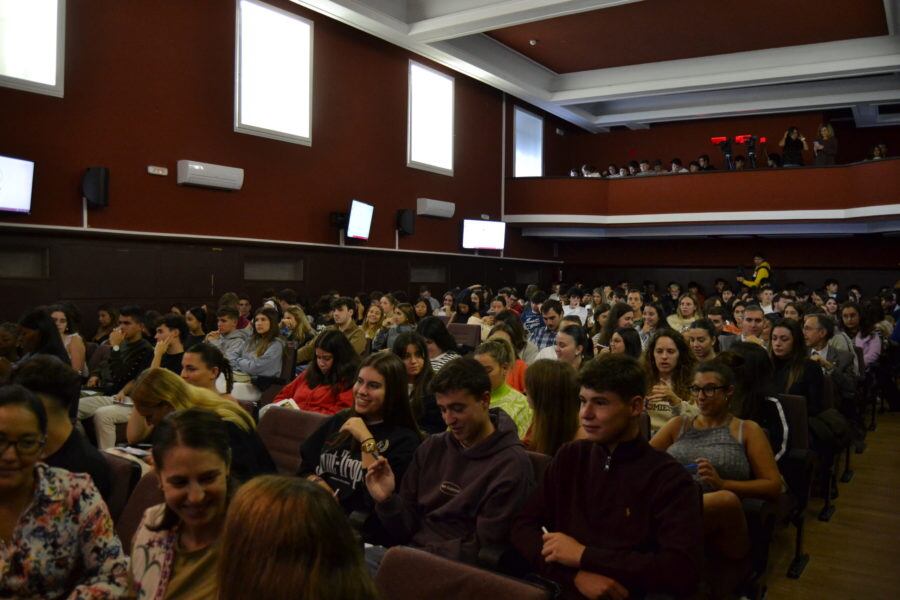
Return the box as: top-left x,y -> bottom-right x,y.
407,60 -> 454,176
234,0 -> 313,146
513,106 -> 543,177
0,0 -> 66,98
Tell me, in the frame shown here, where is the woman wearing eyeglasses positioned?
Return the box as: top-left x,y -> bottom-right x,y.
0,385 -> 128,598
650,361 -> 781,561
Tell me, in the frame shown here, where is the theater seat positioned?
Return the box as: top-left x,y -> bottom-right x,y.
101,450 -> 141,522
776,393 -> 815,578
447,323 -> 481,353
375,546 -> 551,600
256,340 -> 299,413
257,406 -> 329,474
87,342 -> 111,374
115,471 -> 164,554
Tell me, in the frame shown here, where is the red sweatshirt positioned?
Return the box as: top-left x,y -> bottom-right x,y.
511,437 -> 703,599
273,371 -> 353,415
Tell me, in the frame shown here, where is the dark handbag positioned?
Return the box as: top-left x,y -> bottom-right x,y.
808,408 -> 851,450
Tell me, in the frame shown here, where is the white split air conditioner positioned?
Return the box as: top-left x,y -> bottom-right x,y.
177,160 -> 244,190
416,197 -> 455,219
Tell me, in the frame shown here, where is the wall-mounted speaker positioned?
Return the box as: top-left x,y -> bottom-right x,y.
82,167 -> 109,208
397,209 -> 415,235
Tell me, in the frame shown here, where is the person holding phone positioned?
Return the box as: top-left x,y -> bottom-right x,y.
813,124 -> 838,166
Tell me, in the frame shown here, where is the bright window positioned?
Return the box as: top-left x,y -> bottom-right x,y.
235,0 -> 312,145
514,107 -> 543,177
0,0 -> 65,97
408,61 -> 454,176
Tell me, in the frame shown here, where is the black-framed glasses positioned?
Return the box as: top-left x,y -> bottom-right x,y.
689,385 -> 728,397
0,436 -> 46,456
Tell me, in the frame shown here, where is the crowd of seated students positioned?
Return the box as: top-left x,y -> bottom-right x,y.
569,130 -> 891,178
0,270 -> 897,599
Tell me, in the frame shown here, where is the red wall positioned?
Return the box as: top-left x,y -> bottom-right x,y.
0,0 -> 550,258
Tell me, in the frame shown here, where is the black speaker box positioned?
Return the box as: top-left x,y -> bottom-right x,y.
82,167 -> 109,208
397,209 -> 415,235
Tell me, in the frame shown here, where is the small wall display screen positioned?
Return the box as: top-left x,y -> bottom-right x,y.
0,154 -> 35,214
462,219 -> 506,250
347,199 -> 374,240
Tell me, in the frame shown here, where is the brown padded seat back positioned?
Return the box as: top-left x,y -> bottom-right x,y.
526,451 -> 551,487
778,394 -> 809,450
101,451 -> 141,522
257,406 -> 329,474
115,471 -> 164,554
87,343 -> 111,374
375,546 -> 551,600
447,323 -> 481,350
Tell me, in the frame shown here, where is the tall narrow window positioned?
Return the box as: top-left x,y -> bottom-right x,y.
514,107 -> 543,177
408,61 -> 454,176
0,0 -> 65,97
235,0 -> 312,145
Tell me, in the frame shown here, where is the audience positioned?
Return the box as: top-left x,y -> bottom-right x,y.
474,339 -> 533,438
416,316 -> 461,372
79,305 -> 154,449
651,360 -> 781,560
299,351 -> 422,544
217,476 -> 379,600
129,409 -> 233,598
268,330 -> 359,415
512,355 -> 704,599
230,307 -> 285,403
390,332 -> 444,434
643,330 -> 698,434
91,304 -> 119,344
0,385 -> 128,598
364,357 -> 534,566
0,274 -> 893,599
522,359 -> 584,454
49,304 -> 87,376
12,355 -> 112,502
129,368 -> 276,480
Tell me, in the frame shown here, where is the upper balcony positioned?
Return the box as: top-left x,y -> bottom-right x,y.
503,158 -> 900,239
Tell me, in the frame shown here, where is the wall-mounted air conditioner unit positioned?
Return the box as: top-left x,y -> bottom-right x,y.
177,160 -> 244,190
416,197 -> 455,219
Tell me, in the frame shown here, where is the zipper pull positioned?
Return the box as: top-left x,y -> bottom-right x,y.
604,454 -> 612,472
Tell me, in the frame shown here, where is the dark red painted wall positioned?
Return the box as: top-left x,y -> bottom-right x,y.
0,0 -> 547,258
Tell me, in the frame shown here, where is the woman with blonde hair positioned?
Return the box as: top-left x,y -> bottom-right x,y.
360,303 -> 384,341
280,304 -> 315,345
217,476 -> 379,600
666,293 -> 703,333
473,338 -> 533,438
813,123 -> 837,166
522,359 -> 584,455
129,368 -> 275,481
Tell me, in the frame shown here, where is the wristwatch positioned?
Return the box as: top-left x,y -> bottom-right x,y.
112,345 -> 120,352
361,438 -> 377,454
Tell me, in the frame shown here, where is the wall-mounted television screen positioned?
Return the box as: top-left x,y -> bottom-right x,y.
462,219 -> 506,250
346,199 -> 374,240
0,154 -> 35,214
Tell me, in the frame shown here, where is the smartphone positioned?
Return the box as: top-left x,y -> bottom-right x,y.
684,463 -> 699,474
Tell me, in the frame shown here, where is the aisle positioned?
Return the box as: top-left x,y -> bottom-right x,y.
767,412 -> 900,599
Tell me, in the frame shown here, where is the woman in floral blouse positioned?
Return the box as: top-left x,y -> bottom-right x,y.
129,408 -> 233,600
0,384 -> 128,599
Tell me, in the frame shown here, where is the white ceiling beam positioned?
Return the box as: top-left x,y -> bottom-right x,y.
406,0 -> 643,44
586,75 -> 900,128
551,36 -> 900,105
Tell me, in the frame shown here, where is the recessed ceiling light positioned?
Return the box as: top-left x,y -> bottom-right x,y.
529,39 -> 538,46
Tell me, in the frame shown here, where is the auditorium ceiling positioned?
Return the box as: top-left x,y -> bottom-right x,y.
295,0 -> 900,131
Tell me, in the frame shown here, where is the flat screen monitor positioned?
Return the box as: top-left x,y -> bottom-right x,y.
346,199 -> 374,240
0,154 -> 35,214
462,219 -> 506,250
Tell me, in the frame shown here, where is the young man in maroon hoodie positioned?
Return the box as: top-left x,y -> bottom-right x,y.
511,354 -> 703,600
365,357 -> 534,566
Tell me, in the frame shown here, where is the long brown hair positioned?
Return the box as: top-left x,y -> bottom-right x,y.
248,307 -> 281,357
525,359 -> 580,455
217,476 -> 379,600
642,330 -> 696,402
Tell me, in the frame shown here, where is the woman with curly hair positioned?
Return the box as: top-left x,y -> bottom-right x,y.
643,330 -> 698,434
